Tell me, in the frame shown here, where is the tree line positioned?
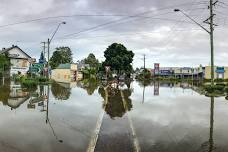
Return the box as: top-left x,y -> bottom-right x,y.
49,43 -> 135,78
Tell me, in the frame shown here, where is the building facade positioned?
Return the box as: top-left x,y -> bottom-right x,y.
152,64 -> 204,79
0,45 -> 32,76
204,66 -> 228,79
51,63 -> 82,83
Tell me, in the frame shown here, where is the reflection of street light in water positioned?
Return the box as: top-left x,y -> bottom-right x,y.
209,97 -> 214,152
45,85 -> 63,143
198,97 -> 215,151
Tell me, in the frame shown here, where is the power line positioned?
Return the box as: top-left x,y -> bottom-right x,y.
153,0 -> 205,53
59,8 -> 207,39
0,14 -> 144,29
0,2 -> 208,29
58,2 -> 209,39
68,28 -> 203,40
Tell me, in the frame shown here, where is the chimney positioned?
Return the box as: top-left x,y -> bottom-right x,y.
12,45 -> 15,47
2,48 -> 5,50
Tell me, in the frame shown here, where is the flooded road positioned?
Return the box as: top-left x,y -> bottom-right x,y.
0,78 -> 228,152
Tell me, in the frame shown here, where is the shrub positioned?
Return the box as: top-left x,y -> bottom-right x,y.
21,78 -> 37,88
36,76 -> 49,82
215,78 -> 224,82
204,84 -> 224,93
225,87 -> 228,93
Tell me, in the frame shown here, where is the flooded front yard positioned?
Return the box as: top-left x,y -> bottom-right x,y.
0,78 -> 228,152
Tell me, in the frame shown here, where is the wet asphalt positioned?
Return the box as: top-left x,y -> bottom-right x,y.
94,114 -> 134,152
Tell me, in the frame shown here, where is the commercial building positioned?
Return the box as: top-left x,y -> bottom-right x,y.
153,63 -> 204,79
152,63 -> 228,80
0,45 -> 33,76
204,66 -> 228,79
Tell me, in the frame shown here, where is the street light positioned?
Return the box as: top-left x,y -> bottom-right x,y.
47,21 -> 66,79
174,9 -> 214,85
174,9 -> 210,33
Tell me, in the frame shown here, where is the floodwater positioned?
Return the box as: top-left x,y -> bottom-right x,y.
0,77 -> 228,152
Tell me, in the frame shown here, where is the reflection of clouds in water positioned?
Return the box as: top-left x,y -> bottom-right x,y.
130,83 -> 228,151
0,82 -> 103,152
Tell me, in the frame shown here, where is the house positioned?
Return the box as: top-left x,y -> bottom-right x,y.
51,63 -> 82,83
0,45 -> 32,76
77,60 -> 90,71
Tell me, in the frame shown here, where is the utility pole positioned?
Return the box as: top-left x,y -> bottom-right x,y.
204,0 -> 218,86
143,54 -> 146,79
47,39 -> 50,79
209,0 -> 216,85
143,54 -> 146,70
41,42 -> 46,59
46,21 -> 66,79
174,0 -> 218,86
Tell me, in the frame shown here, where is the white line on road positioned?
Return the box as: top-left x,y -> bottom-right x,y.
86,87 -> 108,152
121,90 -> 141,152
86,110 -> 105,152
128,113 -> 141,152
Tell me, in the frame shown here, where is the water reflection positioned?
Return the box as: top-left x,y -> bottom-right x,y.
0,78 -> 30,109
98,81 -> 133,119
51,82 -> 71,100
191,97 -> 215,152
1,78 -> 228,151
77,78 -> 99,95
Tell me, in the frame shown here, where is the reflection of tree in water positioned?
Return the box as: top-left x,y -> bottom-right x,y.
78,78 -> 99,95
51,82 -> 71,100
0,78 -> 10,105
98,84 -> 133,119
137,79 -> 152,88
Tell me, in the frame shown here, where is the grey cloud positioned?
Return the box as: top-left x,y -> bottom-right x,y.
0,0 -> 227,68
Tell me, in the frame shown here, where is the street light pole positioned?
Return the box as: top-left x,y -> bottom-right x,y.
209,0 -> 215,86
174,1 -> 216,85
47,22 -> 66,79
47,38 -> 50,79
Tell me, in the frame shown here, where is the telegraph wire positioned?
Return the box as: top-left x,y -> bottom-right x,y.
59,8 -> 208,39
0,1 -> 208,29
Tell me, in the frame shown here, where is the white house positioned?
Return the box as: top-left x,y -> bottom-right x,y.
0,45 -> 32,76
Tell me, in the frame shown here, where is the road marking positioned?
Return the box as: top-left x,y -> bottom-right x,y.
128,113 -> 141,152
86,87 -> 108,152
86,110 -> 105,152
120,90 -> 141,152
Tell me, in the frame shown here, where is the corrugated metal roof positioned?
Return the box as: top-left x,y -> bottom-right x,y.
56,63 -> 71,69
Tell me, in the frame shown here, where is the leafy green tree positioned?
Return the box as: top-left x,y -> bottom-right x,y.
84,53 -> 99,68
50,47 -> 73,69
102,43 -> 134,77
0,54 -> 10,72
136,69 -> 152,80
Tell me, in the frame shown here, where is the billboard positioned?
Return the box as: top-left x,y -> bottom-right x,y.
154,63 -> 160,75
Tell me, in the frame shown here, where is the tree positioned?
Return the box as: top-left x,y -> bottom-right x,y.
49,47 -> 73,69
102,43 -> 134,77
0,54 -> 10,72
84,53 -> 99,68
39,52 -> 46,64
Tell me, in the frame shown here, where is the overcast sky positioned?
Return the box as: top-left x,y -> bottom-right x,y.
0,0 -> 228,68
